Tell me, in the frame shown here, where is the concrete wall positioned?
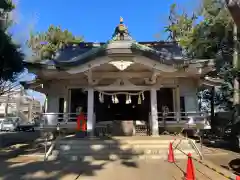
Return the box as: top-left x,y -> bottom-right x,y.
46,82 -> 68,113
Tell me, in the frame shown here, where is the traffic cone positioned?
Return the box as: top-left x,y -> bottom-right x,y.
236,176 -> 240,180
168,142 -> 175,163
185,153 -> 195,180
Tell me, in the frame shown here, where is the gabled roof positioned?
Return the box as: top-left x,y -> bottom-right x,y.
52,38 -> 188,68
24,18 -> 213,70
24,39 -> 194,69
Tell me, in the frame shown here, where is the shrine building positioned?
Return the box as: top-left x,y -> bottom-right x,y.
23,18 -> 213,136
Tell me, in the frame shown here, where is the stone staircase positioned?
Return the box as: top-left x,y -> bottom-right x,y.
50,136 -> 198,161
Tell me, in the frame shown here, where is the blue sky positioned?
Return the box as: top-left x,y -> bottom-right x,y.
16,0 -> 200,42
13,0 -> 200,103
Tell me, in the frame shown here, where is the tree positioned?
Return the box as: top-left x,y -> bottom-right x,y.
225,0 -> 240,27
0,0 -> 24,87
166,1 -> 239,109
27,25 -> 83,61
165,1 -> 240,133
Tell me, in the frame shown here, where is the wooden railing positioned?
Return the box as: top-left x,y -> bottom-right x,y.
155,111 -> 210,129
157,111 -> 208,121
39,111 -> 210,134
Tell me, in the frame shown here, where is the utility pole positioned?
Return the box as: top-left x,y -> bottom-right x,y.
233,23 -> 239,117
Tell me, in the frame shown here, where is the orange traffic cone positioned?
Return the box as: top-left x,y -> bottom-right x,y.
185,153 -> 195,180
168,142 -> 175,163
236,176 -> 240,180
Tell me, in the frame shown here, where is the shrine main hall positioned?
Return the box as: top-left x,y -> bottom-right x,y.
23,18 -> 213,136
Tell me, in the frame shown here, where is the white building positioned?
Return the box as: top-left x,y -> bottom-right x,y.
0,88 -> 42,121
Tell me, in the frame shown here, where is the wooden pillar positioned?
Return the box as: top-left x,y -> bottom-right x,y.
176,85 -> 181,121
28,100 -> 33,121
87,88 -> 94,136
63,86 -> 68,114
150,88 -> 159,136
44,94 -> 48,113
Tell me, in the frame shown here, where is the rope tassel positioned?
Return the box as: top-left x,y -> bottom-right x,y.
112,95 -> 115,104
97,91 -> 145,103
114,95 -> 119,104
141,92 -> 145,100
138,94 -> 142,104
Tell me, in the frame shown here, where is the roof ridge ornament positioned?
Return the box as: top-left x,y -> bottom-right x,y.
120,16 -> 123,23
112,16 -> 130,41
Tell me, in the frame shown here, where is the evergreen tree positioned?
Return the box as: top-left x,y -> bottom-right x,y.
0,0 -> 24,82
27,25 -> 83,61
165,1 -> 239,111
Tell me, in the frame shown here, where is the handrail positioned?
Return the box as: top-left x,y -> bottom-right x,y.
41,112 -> 88,123
172,136 -> 202,159
171,134 -> 203,160
43,132 -> 62,161
156,111 -> 208,119
188,139 -> 203,160
44,140 -> 55,161
42,113 -> 87,115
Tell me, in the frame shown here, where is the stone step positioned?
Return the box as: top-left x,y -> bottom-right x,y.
56,139 -> 189,146
54,148 -> 195,155
51,137 -> 198,161
51,152 -> 197,161
56,143 -> 191,151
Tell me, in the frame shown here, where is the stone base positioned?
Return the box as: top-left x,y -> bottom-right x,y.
151,134 -> 159,137
75,131 -> 87,138
112,120 -> 134,136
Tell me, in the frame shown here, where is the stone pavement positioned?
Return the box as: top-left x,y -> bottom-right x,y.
0,155 -> 235,180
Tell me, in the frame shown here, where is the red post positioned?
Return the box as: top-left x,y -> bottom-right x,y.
76,113 -> 86,131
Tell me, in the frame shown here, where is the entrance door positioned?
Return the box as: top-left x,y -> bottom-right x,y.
94,91 -> 150,136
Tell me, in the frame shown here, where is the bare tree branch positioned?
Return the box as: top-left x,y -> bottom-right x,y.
0,78 -> 22,96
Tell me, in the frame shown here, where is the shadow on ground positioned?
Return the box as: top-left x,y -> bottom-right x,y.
229,159 -> 240,174
0,131 -> 41,148
0,134 -> 141,180
189,135 -> 240,154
